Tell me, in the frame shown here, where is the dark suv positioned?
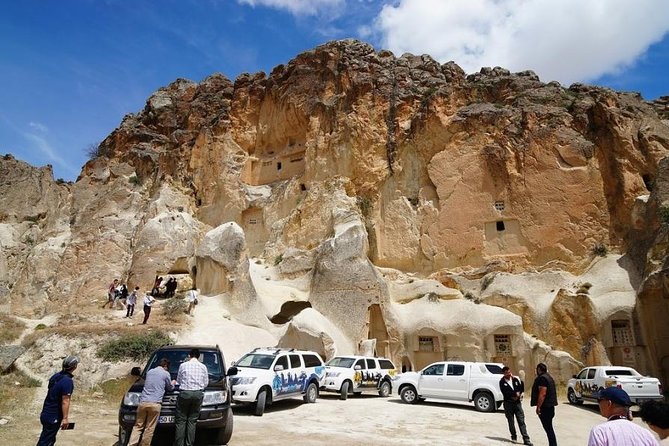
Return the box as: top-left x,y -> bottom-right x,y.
118,344 -> 237,445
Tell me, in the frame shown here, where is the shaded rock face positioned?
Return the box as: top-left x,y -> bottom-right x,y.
2,40 -> 669,382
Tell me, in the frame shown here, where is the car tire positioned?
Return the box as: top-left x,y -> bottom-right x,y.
304,382 -> 318,403
118,425 -> 130,446
378,380 -> 391,397
400,386 -> 418,404
254,389 -> 267,416
340,381 -> 350,400
473,391 -> 495,412
567,388 -> 583,405
210,409 -> 234,445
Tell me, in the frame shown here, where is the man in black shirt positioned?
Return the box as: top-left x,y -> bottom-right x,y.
499,366 -> 532,445
530,362 -> 558,446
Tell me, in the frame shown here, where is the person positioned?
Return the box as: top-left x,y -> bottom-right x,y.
530,362 -> 558,446
36,355 -> 79,446
499,366 -> 532,445
174,348 -> 209,446
165,277 -> 178,298
588,387 -> 659,445
126,286 -> 139,318
127,358 -> 174,446
142,292 -> 156,325
186,286 -> 198,316
639,400 -> 669,443
114,283 -> 128,310
102,279 -> 119,309
151,275 -> 163,297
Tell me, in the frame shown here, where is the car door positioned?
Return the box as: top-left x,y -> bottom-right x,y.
573,368 -> 588,397
418,363 -> 446,398
273,355 -> 290,396
289,354 -> 305,395
353,358 -> 366,390
361,358 -> 379,389
442,363 -> 468,400
582,368 -> 598,398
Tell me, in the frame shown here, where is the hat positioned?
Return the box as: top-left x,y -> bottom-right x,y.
62,355 -> 79,371
593,387 -> 632,406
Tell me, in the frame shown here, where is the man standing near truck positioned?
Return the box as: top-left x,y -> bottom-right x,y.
499,366 -> 533,445
128,358 -> 174,446
174,348 -> 209,446
531,363 -> 558,446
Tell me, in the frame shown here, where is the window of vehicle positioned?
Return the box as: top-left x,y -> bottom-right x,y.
275,355 -> 289,370
235,353 -> 275,370
604,369 -> 636,376
289,354 -> 302,369
484,364 -> 504,374
422,364 -> 444,376
378,359 -> 395,370
355,359 -> 366,370
577,369 -> 588,379
447,364 -> 465,376
304,354 -> 324,368
146,350 -> 222,379
326,357 -> 354,368
587,369 -> 596,379
366,358 -> 377,369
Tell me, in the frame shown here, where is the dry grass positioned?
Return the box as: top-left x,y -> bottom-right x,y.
92,375 -> 137,405
0,368 -> 41,414
0,314 -> 25,345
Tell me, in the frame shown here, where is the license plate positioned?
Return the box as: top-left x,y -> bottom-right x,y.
158,415 -> 175,424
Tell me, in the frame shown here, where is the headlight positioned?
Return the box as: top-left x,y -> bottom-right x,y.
123,392 -> 142,406
326,372 -> 341,378
233,376 -> 256,385
202,390 -> 226,406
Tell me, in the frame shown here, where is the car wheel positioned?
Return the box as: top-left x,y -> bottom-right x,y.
378,380 -> 391,397
118,425 -> 130,446
340,381 -> 350,400
400,386 -> 418,404
473,391 -> 495,412
254,389 -> 267,416
210,409 -> 234,445
304,382 -> 318,403
567,388 -> 583,405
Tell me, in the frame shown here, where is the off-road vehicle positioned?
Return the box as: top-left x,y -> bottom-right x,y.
118,344 -> 237,445
321,355 -> 397,399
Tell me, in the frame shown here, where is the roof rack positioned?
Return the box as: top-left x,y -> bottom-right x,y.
250,347 -> 297,355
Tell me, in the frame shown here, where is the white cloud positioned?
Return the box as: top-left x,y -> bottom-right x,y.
238,0 -> 344,16
23,132 -> 78,176
29,121 -> 48,132
374,0 -> 669,84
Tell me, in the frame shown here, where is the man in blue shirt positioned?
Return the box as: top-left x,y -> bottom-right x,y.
128,358 -> 175,446
37,355 -> 78,446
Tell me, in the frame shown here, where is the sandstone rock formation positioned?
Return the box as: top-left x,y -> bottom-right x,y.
2,39 -> 669,385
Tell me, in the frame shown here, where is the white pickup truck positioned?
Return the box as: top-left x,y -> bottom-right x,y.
394,361 -> 504,412
567,366 -> 664,405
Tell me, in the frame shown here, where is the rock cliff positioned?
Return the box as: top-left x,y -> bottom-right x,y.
2,40 -> 669,385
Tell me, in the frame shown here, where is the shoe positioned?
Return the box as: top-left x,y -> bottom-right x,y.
511,437 -> 517,443
523,442 -> 533,446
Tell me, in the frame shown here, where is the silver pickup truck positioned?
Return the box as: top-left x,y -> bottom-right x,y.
567,365 -> 663,405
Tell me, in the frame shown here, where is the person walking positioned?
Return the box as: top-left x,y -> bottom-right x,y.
36,356 -> 79,446
126,286 -> 139,318
142,292 -> 156,325
499,366 -> 532,445
102,279 -> 119,309
127,358 -> 174,446
185,286 -> 198,316
588,387 -> 659,445
639,400 -> 669,443
530,362 -> 558,446
173,348 -> 209,446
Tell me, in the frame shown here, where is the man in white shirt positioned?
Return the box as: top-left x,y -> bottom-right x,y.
185,286 -> 198,316
588,387 -> 659,446
174,348 -> 209,446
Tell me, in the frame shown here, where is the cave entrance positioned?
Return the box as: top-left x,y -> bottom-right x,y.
270,301 -> 312,324
367,304 -> 390,358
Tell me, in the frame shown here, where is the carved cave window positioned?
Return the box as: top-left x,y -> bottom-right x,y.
612,320 -> 634,346
418,336 -> 436,352
496,221 -> 506,232
248,219 -> 257,225
495,334 -> 512,356
494,201 -> 505,211
277,162 -> 282,171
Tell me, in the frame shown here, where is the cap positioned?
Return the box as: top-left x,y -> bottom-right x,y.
62,355 -> 79,370
593,387 -> 632,406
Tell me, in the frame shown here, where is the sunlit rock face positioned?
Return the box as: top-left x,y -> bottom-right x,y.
2,39 -> 669,384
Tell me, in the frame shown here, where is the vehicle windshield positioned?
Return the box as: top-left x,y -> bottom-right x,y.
326,357 -> 356,368
485,364 -> 504,374
604,369 -> 636,376
235,353 -> 275,369
145,350 -> 223,381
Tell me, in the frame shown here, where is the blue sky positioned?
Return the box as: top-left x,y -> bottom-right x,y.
1,0 -> 668,181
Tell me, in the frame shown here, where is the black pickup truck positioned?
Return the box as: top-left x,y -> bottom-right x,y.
118,344 -> 237,445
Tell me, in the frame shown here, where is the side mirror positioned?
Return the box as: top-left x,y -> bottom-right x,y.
274,365 -> 284,372
227,366 -> 238,377
354,365 -> 362,371
130,367 -> 141,377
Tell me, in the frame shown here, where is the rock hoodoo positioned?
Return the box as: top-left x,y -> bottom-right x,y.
2,40 -> 669,385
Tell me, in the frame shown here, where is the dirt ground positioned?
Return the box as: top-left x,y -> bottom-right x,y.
0,389 -> 660,446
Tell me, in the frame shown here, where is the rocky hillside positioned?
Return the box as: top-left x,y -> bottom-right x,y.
2,40 -> 669,385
